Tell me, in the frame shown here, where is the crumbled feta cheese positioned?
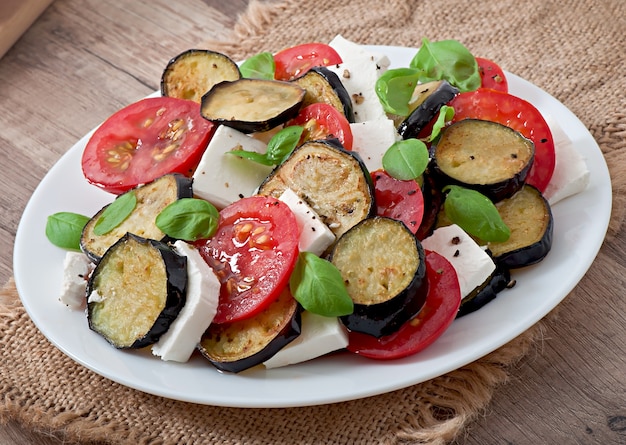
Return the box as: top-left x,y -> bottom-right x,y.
59,251 -> 93,309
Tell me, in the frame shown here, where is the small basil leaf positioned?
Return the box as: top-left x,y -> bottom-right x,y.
423,105 -> 455,143
45,212 -> 90,250
228,125 -> 303,166
443,185 -> 510,242
382,138 -> 430,180
239,52 -> 275,80
265,125 -> 304,164
375,68 -> 421,116
156,198 -> 219,241
289,252 -> 354,317
93,191 -> 137,236
410,38 -> 481,93
228,149 -> 274,166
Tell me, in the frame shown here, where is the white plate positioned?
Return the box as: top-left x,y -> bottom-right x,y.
13,45 -> 612,408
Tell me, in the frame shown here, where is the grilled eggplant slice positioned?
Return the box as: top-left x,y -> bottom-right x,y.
200,78 -> 306,133
457,264 -> 511,317
161,49 -> 242,103
86,233 -> 187,349
487,185 -> 553,268
331,217 -> 428,338
198,289 -> 301,373
292,66 -> 355,122
432,119 -> 535,202
80,173 -> 193,263
397,80 -> 459,139
257,139 -> 375,238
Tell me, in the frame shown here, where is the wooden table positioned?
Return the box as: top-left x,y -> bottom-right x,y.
1,1 -> 624,444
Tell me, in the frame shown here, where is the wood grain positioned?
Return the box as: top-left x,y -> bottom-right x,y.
0,1 -> 624,444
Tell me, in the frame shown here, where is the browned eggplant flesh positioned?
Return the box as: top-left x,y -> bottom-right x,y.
87,233 -> 187,349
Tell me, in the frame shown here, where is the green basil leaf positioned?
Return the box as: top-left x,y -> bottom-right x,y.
375,67 -> 421,116
156,198 -> 219,241
423,105 -> 455,143
265,125 -> 304,164
239,52 -> 275,80
227,149 -> 275,166
228,125 -> 303,166
382,138 -> 430,180
410,38 -> 481,92
45,212 -> 90,250
443,185 -> 510,242
289,252 -> 354,317
93,191 -> 137,236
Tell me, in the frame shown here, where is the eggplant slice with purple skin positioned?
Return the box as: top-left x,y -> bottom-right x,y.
291,66 -> 355,122
257,139 -> 375,239
197,289 -> 301,373
80,173 -> 193,263
457,264 -> 512,317
397,80 -> 459,139
86,233 -> 187,349
161,49 -> 242,104
487,184 -> 553,269
331,216 -> 429,338
431,118 -> 535,203
200,78 -> 306,133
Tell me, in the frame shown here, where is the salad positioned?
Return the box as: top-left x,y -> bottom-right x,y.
45,35 -> 589,374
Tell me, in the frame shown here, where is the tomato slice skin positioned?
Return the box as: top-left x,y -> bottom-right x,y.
346,250 -> 461,360
476,57 -> 508,93
195,196 -> 300,324
81,97 -> 214,195
448,88 -> 555,192
371,170 -> 424,234
287,103 -> 353,151
274,43 -> 342,81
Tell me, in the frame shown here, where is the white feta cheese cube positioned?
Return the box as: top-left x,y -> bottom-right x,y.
152,241 -> 220,362
192,125 -> 273,209
350,118 -> 400,172
326,36 -> 390,123
278,188 -> 336,256
542,114 -> 590,205
263,311 -> 349,369
59,251 -> 93,309
421,224 -> 496,298
328,34 -> 391,71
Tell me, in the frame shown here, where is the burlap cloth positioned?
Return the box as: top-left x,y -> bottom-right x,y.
1,0 -> 625,443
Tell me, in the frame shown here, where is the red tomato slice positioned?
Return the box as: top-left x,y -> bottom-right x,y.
346,250 -> 461,360
274,42 -> 342,81
196,196 -> 300,324
476,57 -> 509,93
448,89 -> 556,192
82,97 -> 214,194
371,170 -> 424,234
287,103 -> 353,151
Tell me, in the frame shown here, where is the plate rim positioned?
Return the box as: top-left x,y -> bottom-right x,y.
13,44 -> 612,408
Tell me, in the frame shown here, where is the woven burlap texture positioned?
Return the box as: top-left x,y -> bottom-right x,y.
2,0 -> 625,444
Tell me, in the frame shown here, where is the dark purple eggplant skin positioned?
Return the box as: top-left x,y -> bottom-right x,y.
205,311 -> 301,374
293,66 -> 355,122
200,78 -> 306,133
87,233 -> 187,349
198,293 -> 302,374
456,265 -> 511,318
333,217 -> 429,338
397,80 -> 459,140
430,119 -> 535,203
492,189 -> 554,269
80,173 -> 194,264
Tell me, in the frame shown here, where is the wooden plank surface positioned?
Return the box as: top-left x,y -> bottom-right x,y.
0,1 -> 624,444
